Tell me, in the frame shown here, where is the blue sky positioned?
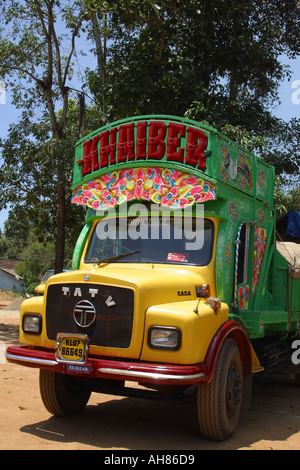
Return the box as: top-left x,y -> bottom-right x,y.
0,55 -> 299,232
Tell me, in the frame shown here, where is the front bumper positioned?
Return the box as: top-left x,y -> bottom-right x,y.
6,345 -> 207,386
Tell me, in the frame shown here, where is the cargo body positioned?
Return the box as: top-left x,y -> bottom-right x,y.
6,116 -> 300,441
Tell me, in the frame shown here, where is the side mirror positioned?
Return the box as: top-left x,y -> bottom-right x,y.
195,284 -> 211,298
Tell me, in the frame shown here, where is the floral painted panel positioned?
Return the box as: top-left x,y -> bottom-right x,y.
252,227 -> 267,294
224,241 -> 232,265
256,160 -> 273,203
72,167 -> 216,210
220,143 -> 253,194
239,285 -> 250,311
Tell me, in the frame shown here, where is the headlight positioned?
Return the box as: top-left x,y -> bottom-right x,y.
22,314 -> 42,335
148,326 -> 181,351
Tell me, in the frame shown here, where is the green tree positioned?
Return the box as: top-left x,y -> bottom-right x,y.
0,208 -> 32,260
0,0 -> 86,272
0,105 -> 86,264
274,178 -> 300,216
261,118 -> 300,185
87,0 -> 300,133
16,240 -> 55,291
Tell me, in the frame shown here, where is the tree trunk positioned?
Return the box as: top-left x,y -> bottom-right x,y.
90,12 -> 105,84
54,158 -> 66,274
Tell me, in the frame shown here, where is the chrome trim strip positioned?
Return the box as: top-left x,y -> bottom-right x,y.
5,352 -> 205,382
98,367 -> 205,382
5,353 -> 58,367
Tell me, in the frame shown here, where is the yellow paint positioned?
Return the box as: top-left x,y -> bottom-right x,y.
141,300 -> 229,364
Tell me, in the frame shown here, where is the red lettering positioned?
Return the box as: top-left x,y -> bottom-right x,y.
80,120 -> 210,177
100,128 -> 117,168
147,121 -> 166,160
117,123 -> 135,162
136,121 -> 147,160
90,135 -> 100,171
185,126 -> 208,170
82,135 -> 100,176
82,139 -> 91,176
166,123 -> 185,163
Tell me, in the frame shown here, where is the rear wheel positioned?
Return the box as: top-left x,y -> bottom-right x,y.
39,369 -> 91,416
197,339 -> 243,441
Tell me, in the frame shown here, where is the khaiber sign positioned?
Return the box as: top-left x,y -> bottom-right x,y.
76,119 -> 210,177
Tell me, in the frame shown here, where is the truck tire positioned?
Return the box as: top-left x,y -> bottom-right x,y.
197,338 -> 243,441
39,370 -> 91,416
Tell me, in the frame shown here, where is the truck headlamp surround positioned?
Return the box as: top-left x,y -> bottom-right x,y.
22,314 -> 42,335
148,326 -> 181,351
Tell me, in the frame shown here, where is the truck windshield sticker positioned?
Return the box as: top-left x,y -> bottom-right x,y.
167,253 -> 189,263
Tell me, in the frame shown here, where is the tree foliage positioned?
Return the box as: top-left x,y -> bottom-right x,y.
0,102 -> 86,267
15,241 -> 55,279
0,208 -> 32,260
87,0 -> 300,132
0,0 -> 86,272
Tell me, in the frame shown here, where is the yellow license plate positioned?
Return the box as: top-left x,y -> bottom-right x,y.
61,337 -> 85,361
56,333 -> 89,364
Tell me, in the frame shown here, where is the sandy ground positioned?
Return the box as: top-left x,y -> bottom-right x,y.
0,295 -> 300,451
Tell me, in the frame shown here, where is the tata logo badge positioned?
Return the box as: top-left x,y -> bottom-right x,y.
62,286 -> 116,308
62,287 -> 98,298
105,295 -> 116,307
177,290 -> 191,296
73,300 -> 96,328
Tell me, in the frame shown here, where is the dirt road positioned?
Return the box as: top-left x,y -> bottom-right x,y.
1,304 -> 300,450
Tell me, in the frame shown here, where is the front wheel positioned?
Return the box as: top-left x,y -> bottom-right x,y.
39,370 -> 91,416
197,339 -> 243,441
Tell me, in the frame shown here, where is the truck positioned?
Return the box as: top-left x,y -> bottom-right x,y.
6,115 -> 300,441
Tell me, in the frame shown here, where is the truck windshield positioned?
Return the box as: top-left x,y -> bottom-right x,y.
85,216 -> 214,266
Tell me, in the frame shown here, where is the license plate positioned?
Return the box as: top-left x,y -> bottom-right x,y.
55,333 -> 89,365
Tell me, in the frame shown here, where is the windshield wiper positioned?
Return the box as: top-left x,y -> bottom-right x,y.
97,250 -> 141,265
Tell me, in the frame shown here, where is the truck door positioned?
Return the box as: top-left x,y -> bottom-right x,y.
234,223 -> 267,312
234,223 -> 251,311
